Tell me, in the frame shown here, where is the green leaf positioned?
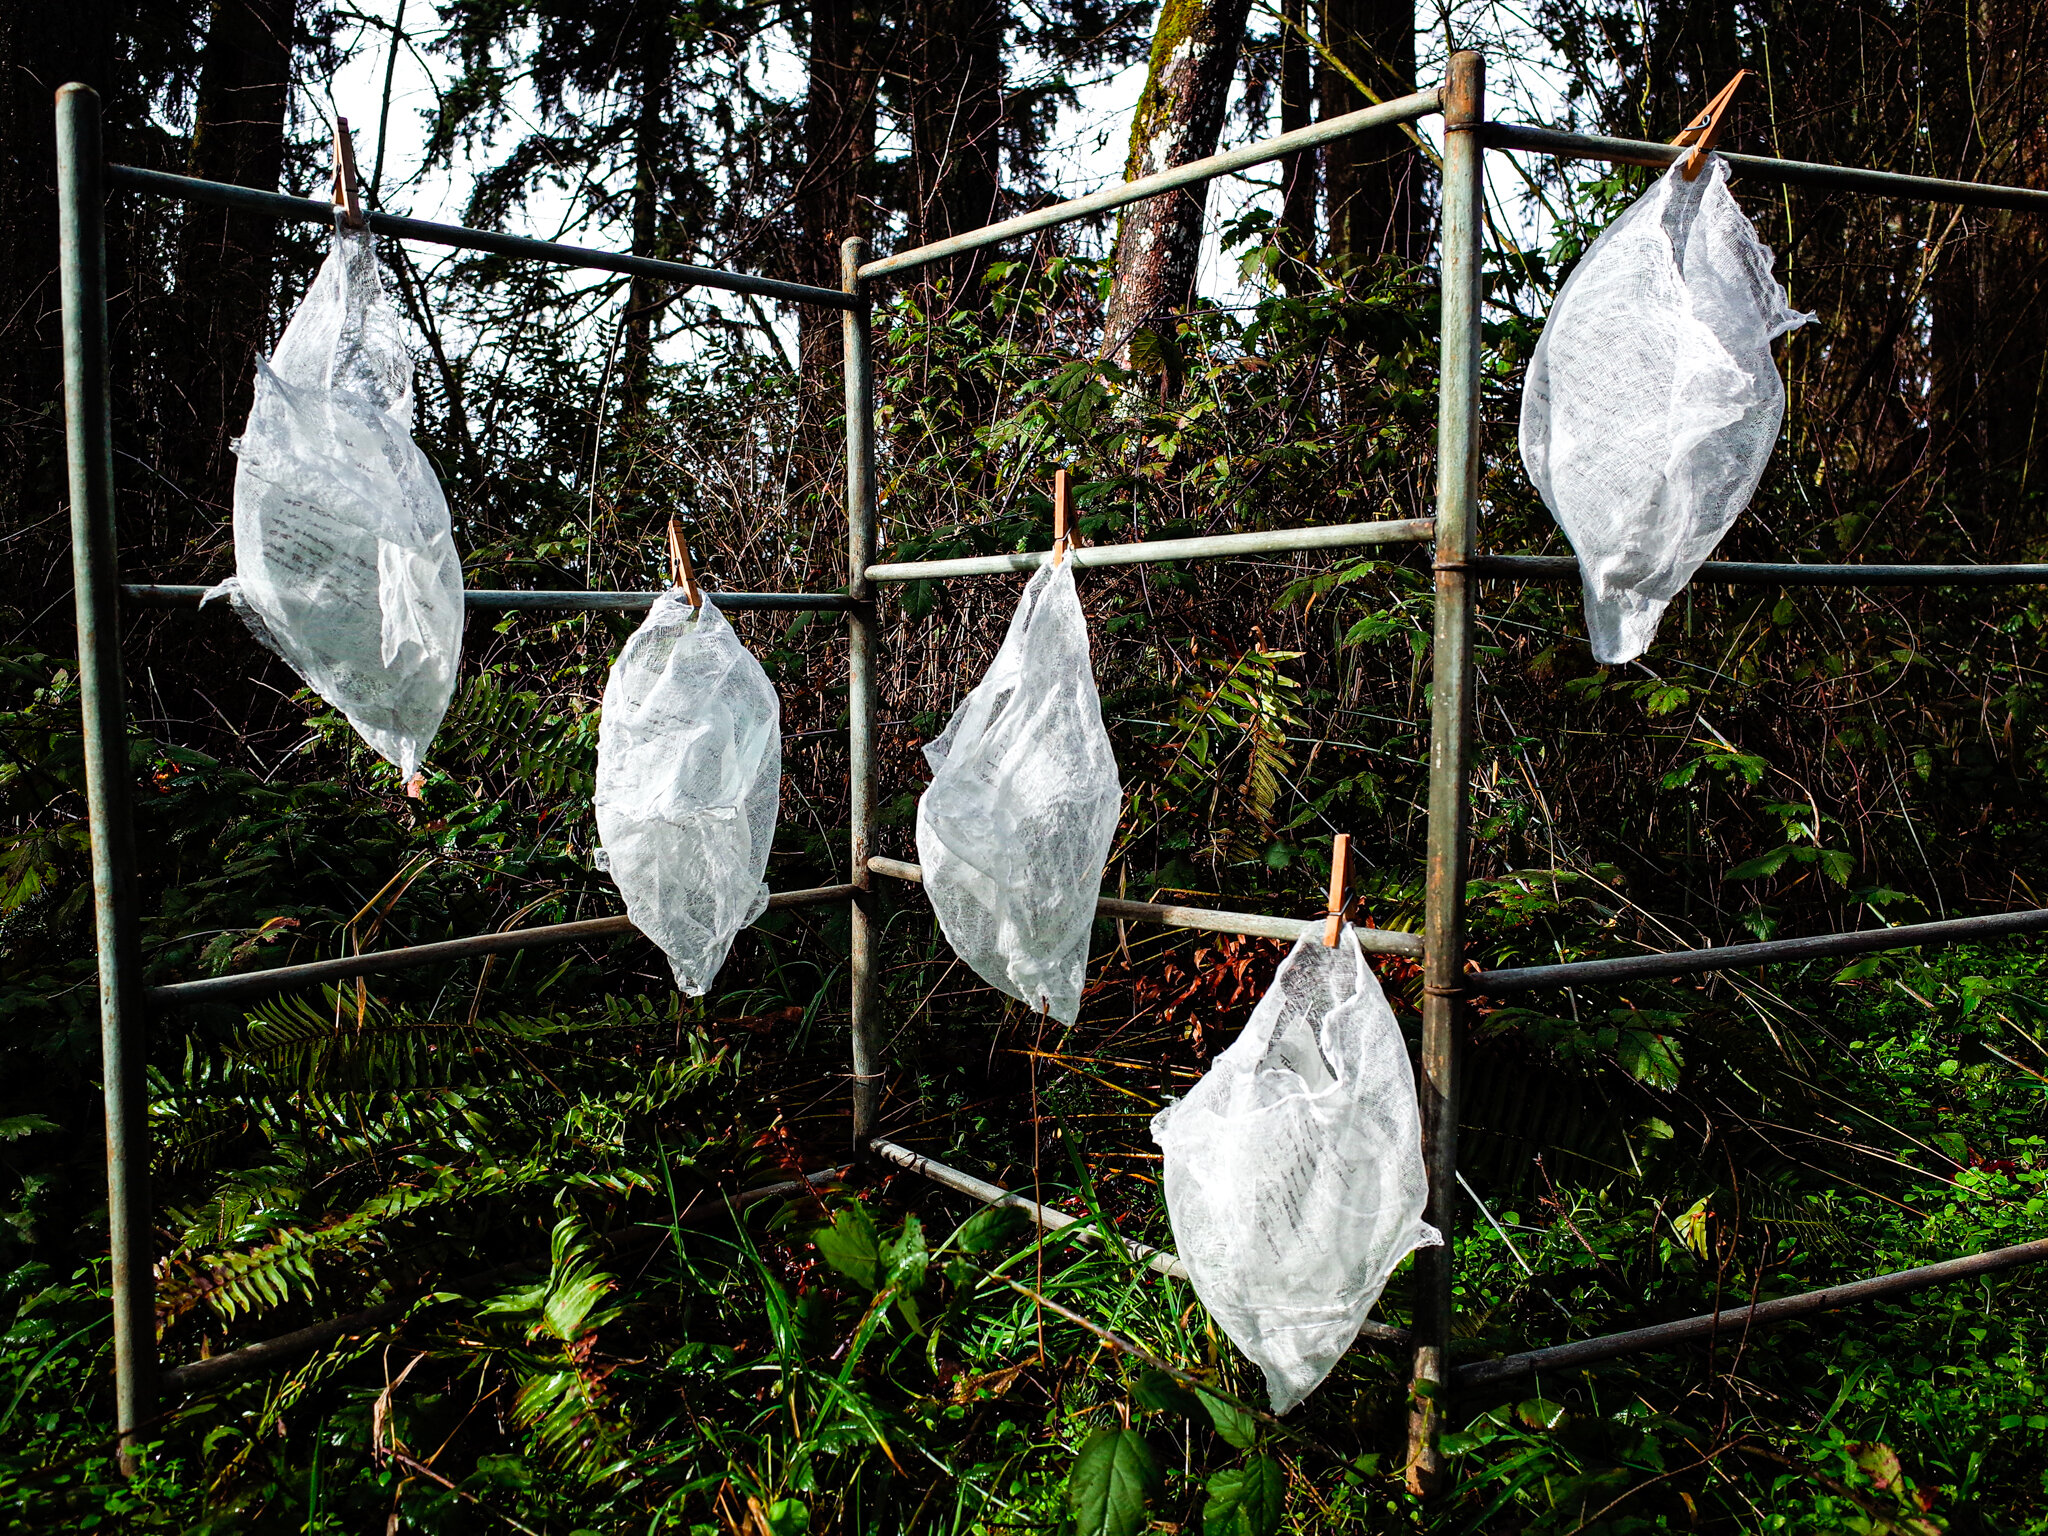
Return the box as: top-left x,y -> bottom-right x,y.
1818,848 -> 1855,886
0,1115 -> 60,1141
1617,1029 -> 1682,1090
1131,1367 -> 1202,1419
881,1214 -> 928,1292
1643,684 -> 1690,716
1516,1397 -> 1567,1429
954,1202 -> 1030,1255
812,1204 -> 884,1291
1066,1427 -> 1162,1536
1202,1456 -> 1285,1536
765,1499 -> 810,1536
1197,1387 -> 1260,1450
1725,847 -> 1792,881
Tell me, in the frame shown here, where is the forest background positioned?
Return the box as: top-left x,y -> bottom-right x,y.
1,0 -> 2046,1529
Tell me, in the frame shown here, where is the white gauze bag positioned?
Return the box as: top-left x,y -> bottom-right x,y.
594,592 -> 781,995
208,224 -> 464,781
1521,154 -> 1814,664
1152,926 -> 1439,1413
916,560 -> 1121,1024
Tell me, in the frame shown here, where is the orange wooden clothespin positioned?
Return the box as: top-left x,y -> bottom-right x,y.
1671,71 -> 1752,182
1323,832 -> 1352,948
1051,469 -> 1073,566
332,116 -> 366,229
668,516 -> 702,611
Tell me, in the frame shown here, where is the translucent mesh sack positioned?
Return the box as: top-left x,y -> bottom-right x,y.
1151,926 -> 1440,1413
916,560 -> 1122,1024
1520,155 -> 1814,664
594,592 -> 781,996
207,225 -> 464,781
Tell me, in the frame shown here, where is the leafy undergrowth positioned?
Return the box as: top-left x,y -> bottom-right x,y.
2,936 -> 2046,1533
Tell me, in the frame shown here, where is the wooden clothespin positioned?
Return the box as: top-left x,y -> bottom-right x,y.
667,516 -> 702,611
332,116 -> 365,230
1671,72 -> 1751,182
1323,832 -> 1352,948
1052,469 -> 1076,567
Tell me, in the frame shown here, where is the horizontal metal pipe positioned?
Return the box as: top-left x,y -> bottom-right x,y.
160,1166 -> 849,1396
149,883 -> 858,1007
121,583 -> 854,613
870,1138 -> 1411,1346
1469,554 -> 2048,588
1474,906 -> 2048,994
106,164 -> 860,311
867,856 -> 1425,956
866,519 -> 1436,583
870,1137 -> 1189,1279
1484,123 -> 2048,214
861,89 -> 1443,279
1458,1236 -> 2048,1390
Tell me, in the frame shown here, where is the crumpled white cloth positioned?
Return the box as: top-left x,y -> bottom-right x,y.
1521,154 -> 1813,663
1153,926 -> 1440,1412
594,592 -> 781,996
916,559 -> 1122,1024
207,224 -> 463,780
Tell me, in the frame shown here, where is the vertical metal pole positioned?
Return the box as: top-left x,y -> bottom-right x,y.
57,82 -> 156,1457
1408,48 -> 1484,1495
841,237 -> 882,1148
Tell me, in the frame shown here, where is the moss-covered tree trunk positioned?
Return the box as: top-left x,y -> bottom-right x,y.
1101,0 -> 1253,365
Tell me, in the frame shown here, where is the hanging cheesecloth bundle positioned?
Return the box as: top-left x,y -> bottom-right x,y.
916,560 -> 1121,1024
207,223 -> 464,781
594,593 -> 781,996
1152,926 -> 1439,1413
1520,154 -> 1814,664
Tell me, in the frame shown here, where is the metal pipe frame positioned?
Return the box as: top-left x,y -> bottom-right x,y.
1484,122 -> 2048,214
1469,554 -> 2048,587
860,88 -> 1444,280
107,164 -> 858,311
1407,49 -> 1486,1495
865,518 -> 1435,583
149,883 -> 858,1008
1474,905 -> 2048,995
59,82 -> 155,1461
866,856 -> 1425,954
122,583 -> 855,613
65,46 -> 2048,1479
1458,1237 -> 2048,1390
843,238 -> 883,1152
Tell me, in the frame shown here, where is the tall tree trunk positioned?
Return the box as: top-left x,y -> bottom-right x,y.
0,0 -> 116,539
168,0 -> 296,512
619,0 -> 676,419
1317,0 -> 1417,269
1970,0 -> 2048,518
1101,0 -> 1255,364
903,0 -> 1004,292
797,0 -> 877,376
1927,0 -> 2048,538
1277,0 -> 1317,284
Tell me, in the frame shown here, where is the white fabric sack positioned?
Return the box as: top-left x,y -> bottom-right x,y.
916,560 -> 1121,1024
594,592 -> 780,996
1152,926 -> 1439,1413
1521,155 -> 1814,664
207,225 -> 464,781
